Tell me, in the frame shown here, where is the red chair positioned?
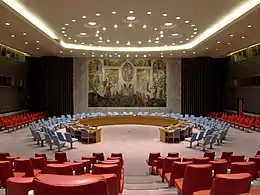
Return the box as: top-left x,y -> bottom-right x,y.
168,152 -> 179,158
14,158 -> 41,177
165,161 -> 192,187
230,162 -> 256,180
33,174 -> 108,195
0,152 -> 10,161
216,152 -> 233,161
151,157 -> 164,175
256,150 -> 260,156
102,174 -> 119,195
0,161 -> 25,189
146,153 -> 160,166
203,152 -> 215,161
64,162 -> 85,175
42,164 -> 73,175
5,156 -> 20,166
192,157 -> 210,164
35,153 -> 58,164
6,177 -> 33,195
107,157 -> 123,167
182,157 -> 194,162
55,152 -> 68,163
209,160 -> 228,176
100,160 -> 122,169
194,173 -> 252,195
247,189 -> 260,195
228,155 -> 245,168
111,153 -> 123,159
158,157 -> 181,181
248,157 -> 260,179
175,164 -> 213,195
82,156 -> 97,164
74,160 -> 91,173
30,157 -> 46,170
93,153 -> 105,161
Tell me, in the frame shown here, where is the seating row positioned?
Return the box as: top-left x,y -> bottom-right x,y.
146,151 -> 260,195
0,152 -> 124,195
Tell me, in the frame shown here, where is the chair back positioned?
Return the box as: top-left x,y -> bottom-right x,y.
203,135 -> 212,145
14,158 -> 34,177
43,133 -> 52,144
168,153 -> 179,158
64,133 -> 73,142
193,157 -> 210,164
0,161 -> 15,188
190,133 -> 198,142
55,152 -> 68,163
196,131 -> 204,141
248,157 -> 260,179
147,153 -> 160,166
30,157 -> 46,170
220,152 -> 233,161
229,155 -> 245,168
209,160 -> 228,176
204,152 -> 215,161
35,153 -> 47,160
81,130 -> 90,139
53,136 -> 62,146
173,129 -> 181,136
162,157 -> 181,177
210,134 -> 218,145
230,162 -> 256,180
210,173 -> 251,195
93,153 -> 105,162
0,153 -> 10,161
170,161 -> 192,184
56,132 -> 66,142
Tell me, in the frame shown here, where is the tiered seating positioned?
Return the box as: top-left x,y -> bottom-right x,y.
146,150 -> 260,194
0,112 -> 46,132
0,151 -> 124,195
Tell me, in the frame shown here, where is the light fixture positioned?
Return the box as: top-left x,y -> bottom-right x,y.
103,27 -> 107,30
193,32 -> 197,34
72,19 -> 76,22
101,54 -> 103,57
99,37 -> 102,40
23,32 -> 27,36
147,11 -> 152,15
60,51 -> 63,53
96,13 -> 100,16
172,43 -> 175,45
138,41 -> 142,44
127,54 -> 129,57
61,27 -> 65,30
96,30 -> 100,34
161,55 -> 163,58
191,24 -> 196,27
148,39 -> 151,43
163,13 -> 167,17
206,48 -> 209,50
68,37 -> 71,40
25,42 -> 28,44
82,16 -> 86,19
5,22 -> 10,26
65,23 -> 69,26
36,40 -> 39,43
83,53 -> 85,55
241,36 -> 245,39
109,54 -> 112,57
155,41 -> 159,43
143,24 -> 147,28
185,21 -> 190,24
36,47 -> 39,50
116,40 -> 119,44
114,53 -> 117,55
118,55 -> 120,57
170,53 -> 173,56
127,16 -> 135,21
92,52 -> 95,54
194,28 -> 197,31
88,22 -> 96,26
92,55 -> 94,57
112,11 -> 116,14
81,42 -> 84,45
128,24 -> 132,27
144,55 -> 146,57
248,24 -> 252,28
105,53 -> 107,56
156,37 -> 159,40
61,31 -> 65,33
191,35 -> 194,37
80,32 -> 87,36
176,16 -> 180,19
217,41 -> 220,44
172,33 -> 178,36
180,41 -> 183,43
148,54 -> 151,56
164,23 -> 172,26
129,10 -> 134,14
182,51 -> 186,53
230,34 -> 234,37
114,24 -> 118,28
64,34 -> 67,37
228,42 -> 231,44
193,52 -> 195,54
186,38 -> 189,41
74,40 -> 77,42
154,28 -> 157,31
135,54 -> 138,57
107,39 -> 110,42
160,34 -> 164,38
95,34 -> 99,37
216,48 -> 219,51
159,31 -> 163,34
126,41 -> 131,46
70,50 -> 73,53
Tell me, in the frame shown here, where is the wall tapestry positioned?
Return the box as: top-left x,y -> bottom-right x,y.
88,59 -> 167,107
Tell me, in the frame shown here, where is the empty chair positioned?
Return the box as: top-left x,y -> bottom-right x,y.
42,164 -> 73,175
194,173 -> 252,195
74,160 -> 91,173
231,162 -> 256,180
100,160 -> 121,169
209,160 -> 228,176
107,157 -> 123,167
0,152 -> 10,161
111,153 -> 123,159
197,135 -> 212,151
55,152 -> 68,163
158,157 -> 181,182
182,157 -> 194,162
184,133 -> 198,148
52,136 -> 66,151
167,129 -> 181,143
82,156 -> 97,164
248,157 -> 260,179
35,131 -> 46,147
64,133 -> 78,148
209,134 -> 219,149
168,152 -> 179,158
228,155 -> 245,168
102,174 -> 119,195
35,153 -> 58,164
175,164 -> 213,195
204,152 -> 215,161
151,157 -> 164,175
6,177 -> 33,195
43,133 -> 54,150
81,129 -> 95,144
93,153 -> 105,162
14,158 -> 41,177
196,131 -> 205,144
30,157 -> 46,170
64,162 -> 85,175
216,152 -> 233,161
56,132 -> 66,142
193,157 -> 210,164
146,153 -> 160,166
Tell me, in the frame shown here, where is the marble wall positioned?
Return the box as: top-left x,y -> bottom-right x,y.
73,58 -> 181,113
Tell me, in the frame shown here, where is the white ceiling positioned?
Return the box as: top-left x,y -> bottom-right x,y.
0,0 -> 260,58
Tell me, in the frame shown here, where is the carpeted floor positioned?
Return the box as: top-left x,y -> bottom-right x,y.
1,125 -> 260,194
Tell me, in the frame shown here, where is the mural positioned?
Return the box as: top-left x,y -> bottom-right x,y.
88,59 -> 167,107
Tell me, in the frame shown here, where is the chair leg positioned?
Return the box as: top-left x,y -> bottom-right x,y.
70,142 -> 73,149
41,141 -> 44,147
189,142 -> 192,148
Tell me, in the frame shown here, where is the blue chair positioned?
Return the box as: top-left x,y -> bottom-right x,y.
52,135 -> 66,151
216,130 -> 226,145
209,134 -> 218,149
56,132 -> 66,142
35,131 -> 46,147
196,131 -> 204,145
64,133 -> 78,148
167,129 -> 181,143
81,129 -> 95,144
197,135 -> 213,151
184,133 -> 198,148
44,133 -> 54,150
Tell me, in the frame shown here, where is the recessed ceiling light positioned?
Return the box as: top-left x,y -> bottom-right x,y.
217,41 -> 220,44
64,34 -> 67,37
61,27 -> 65,30
127,54 -> 129,57
5,22 -> 10,26
99,37 -> 102,40
193,32 -> 197,34
68,37 -> 71,40
228,42 -> 231,44
143,24 -> 147,28
216,48 -> 219,51
144,55 -> 146,58
25,42 -> 28,44
147,11 -> 152,15
129,10 -> 134,14
107,39 -> 110,42
156,37 -> 159,40
105,53 -> 108,56
23,32 -> 27,36
83,53 -> 85,55
60,51 -> 63,53
128,24 -> 133,27
148,39 -> 151,43
92,55 -> 95,57
160,52 -> 163,55
206,48 -> 209,50
154,28 -> 157,31
81,42 -> 84,45
88,21 -> 96,26
182,51 -> 186,53
135,55 -> 138,57
109,55 -> 112,57
11,34 -> 15,38
95,34 -> 99,37
70,50 -> 72,53
36,48 -> 39,50
36,40 -> 39,43
118,55 -> 120,57
148,54 -> 151,56
114,24 -> 118,28
230,34 -> 234,37
65,23 -> 69,26
160,34 -> 164,38
62,31 -> 65,34
127,16 -> 135,21
164,23 -> 172,26
103,27 -> 107,31
185,21 -> 190,24
138,41 -> 142,44
112,11 -> 116,14
163,13 -> 167,17
180,41 -> 183,43
191,24 -> 196,27
241,36 -> 245,39
80,32 -> 87,36
186,38 -> 189,41
155,41 -> 159,43
96,30 -> 100,34
116,40 -> 119,44
176,16 -> 180,19
92,52 -> 95,54
159,31 -> 163,34
172,43 -> 175,45
74,40 -> 77,42
96,13 -> 101,16
172,33 -> 179,36
193,52 -> 195,54
82,16 -> 86,19
191,35 -> 194,37
98,40 -> 103,43
170,53 -> 173,56
126,41 -> 131,45
194,28 -> 197,31
101,54 -> 103,57
72,19 -> 76,22
248,25 -> 252,28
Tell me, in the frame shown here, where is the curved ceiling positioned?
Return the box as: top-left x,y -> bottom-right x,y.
1,0 -> 260,58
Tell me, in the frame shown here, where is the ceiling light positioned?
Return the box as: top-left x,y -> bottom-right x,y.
144,55 -> 146,58
96,13 -> 100,16
101,54 -> 103,57
114,24 -> 118,28
176,16 -> 180,19
230,34 -> 234,37
127,16 -> 135,21
5,22 -> 11,26
155,41 -> 159,43
193,32 -> 197,34
248,24 -> 252,28
82,16 -> 86,19
109,55 -> 112,57
241,36 -> 245,39
143,24 -> 147,28
96,30 -> 100,34
83,53 -> 85,55
92,52 -> 95,54
92,55 -> 95,57
170,53 -> 173,56
68,37 -> 71,40
62,31 -> 65,33
128,24 -> 132,27
159,31 -> 163,34
126,41 -> 131,45
23,32 -> 27,36
194,28 -> 197,31
206,48 -> 209,50
156,37 -> 159,40
217,41 -> 220,44
95,34 -> 99,37
182,51 -> 186,53
172,33 -> 178,36
72,19 -> 76,22
64,34 -> 67,37
160,34 -> 164,38
147,11 -> 152,15
172,43 -> 175,45
36,48 -> 39,50
25,42 -> 28,44
112,11 -> 116,14
148,39 -> 151,43
216,48 -> 219,51
118,55 -> 120,57
191,24 -> 195,27
61,27 -> 65,30
148,54 -> 151,56
98,40 -> 103,43
185,21 -> 190,24
103,27 -> 107,30
74,40 -> 77,42
36,40 -> 39,43
154,28 -> 157,31
70,50 -> 72,53
164,23 -> 172,26
99,37 -> 102,40
191,35 -> 194,37
138,41 -> 142,44
65,23 -> 69,26
60,51 -> 63,53
163,13 -> 167,17
135,55 -> 138,57
80,32 -> 87,36
107,39 -> 110,42
116,40 -> 119,44
105,53 -> 107,56
127,54 -> 129,57
88,22 -> 96,26
160,52 -> 163,55
129,10 -> 134,14
81,42 -> 84,45
228,42 -> 231,45
180,41 -> 183,43
186,38 -> 189,41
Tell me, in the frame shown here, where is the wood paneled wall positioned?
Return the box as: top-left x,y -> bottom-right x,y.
181,57 -> 227,116
27,57 -> 73,116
